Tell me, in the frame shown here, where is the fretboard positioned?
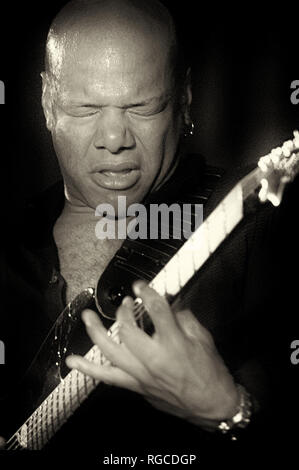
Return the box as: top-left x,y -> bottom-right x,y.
6,335 -> 112,450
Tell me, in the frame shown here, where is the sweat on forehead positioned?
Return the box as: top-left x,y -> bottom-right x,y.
45,0 -> 178,81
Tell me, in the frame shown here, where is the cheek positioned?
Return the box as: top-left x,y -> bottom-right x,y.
132,110 -> 180,173
53,117 -> 94,173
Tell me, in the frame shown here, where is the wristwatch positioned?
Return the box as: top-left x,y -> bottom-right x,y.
217,384 -> 252,439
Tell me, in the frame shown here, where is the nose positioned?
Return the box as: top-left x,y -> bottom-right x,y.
93,108 -> 135,154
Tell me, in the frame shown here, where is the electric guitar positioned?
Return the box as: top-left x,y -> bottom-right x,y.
5,131 -> 299,450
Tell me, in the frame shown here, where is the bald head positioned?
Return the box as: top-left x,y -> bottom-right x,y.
41,0 -> 192,212
45,0 -> 182,86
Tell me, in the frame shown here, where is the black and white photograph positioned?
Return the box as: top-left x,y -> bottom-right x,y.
0,0 -> 298,466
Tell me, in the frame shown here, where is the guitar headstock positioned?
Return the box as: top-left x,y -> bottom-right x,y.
258,130 -> 299,206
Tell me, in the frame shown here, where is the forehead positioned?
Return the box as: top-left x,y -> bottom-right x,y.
55,27 -> 174,104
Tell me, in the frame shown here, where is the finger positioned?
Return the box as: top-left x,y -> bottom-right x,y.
82,308 -> 154,382
82,309 -> 122,361
132,281 -> 179,339
116,296 -> 137,327
65,355 -> 142,394
175,309 -> 215,346
117,313 -> 158,365
115,297 -> 166,376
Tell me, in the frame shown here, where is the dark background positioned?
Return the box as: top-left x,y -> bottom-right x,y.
0,1 -> 298,200
0,1 -> 298,465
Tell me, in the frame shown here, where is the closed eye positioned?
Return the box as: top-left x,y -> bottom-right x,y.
57,103 -> 100,117
128,101 -> 169,117
66,108 -> 99,118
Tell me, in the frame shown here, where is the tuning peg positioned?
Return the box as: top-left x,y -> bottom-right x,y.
281,140 -> 294,157
270,148 -> 282,165
259,176 -> 286,207
258,154 -> 272,172
258,178 -> 269,202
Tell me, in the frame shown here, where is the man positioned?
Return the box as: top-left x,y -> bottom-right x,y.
1,0 -> 298,461
42,0 -> 239,425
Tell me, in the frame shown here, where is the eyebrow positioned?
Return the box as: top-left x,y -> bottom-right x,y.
64,94 -> 171,109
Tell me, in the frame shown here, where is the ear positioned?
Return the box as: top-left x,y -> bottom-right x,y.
40,71 -> 55,132
181,67 -> 192,125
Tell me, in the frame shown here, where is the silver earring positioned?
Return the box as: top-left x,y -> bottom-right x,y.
183,121 -> 195,138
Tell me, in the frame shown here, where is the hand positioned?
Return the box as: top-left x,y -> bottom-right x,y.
66,281 -> 239,426
0,436 -> 6,449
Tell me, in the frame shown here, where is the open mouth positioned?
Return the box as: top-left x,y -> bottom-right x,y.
93,168 -> 141,190
101,169 -> 132,176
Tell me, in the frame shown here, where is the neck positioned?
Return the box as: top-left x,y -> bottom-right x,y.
63,198 -> 95,216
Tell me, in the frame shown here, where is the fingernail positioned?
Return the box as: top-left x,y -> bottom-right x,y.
133,280 -> 147,296
122,296 -> 133,307
66,356 -> 77,368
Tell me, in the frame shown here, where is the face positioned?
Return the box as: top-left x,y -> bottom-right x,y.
42,27 -> 185,214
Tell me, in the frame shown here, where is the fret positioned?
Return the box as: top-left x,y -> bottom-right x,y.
67,371 -> 74,414
50,390 -> 57,433
71,370 -> 81,408
27,416 -> 34,447
54,387 -> 61,425
40,404 -> 48,448
33,407 -> 44,449
76,370 -> 83,404
25,417 -> 32,449
29,412 -> 38,449
37,404 -> 45,448
60,379 -> 67,420
46,399 -> 54,439
36,411 -> 43,449
79,373 -> 88,402
32,412 -> 39,449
